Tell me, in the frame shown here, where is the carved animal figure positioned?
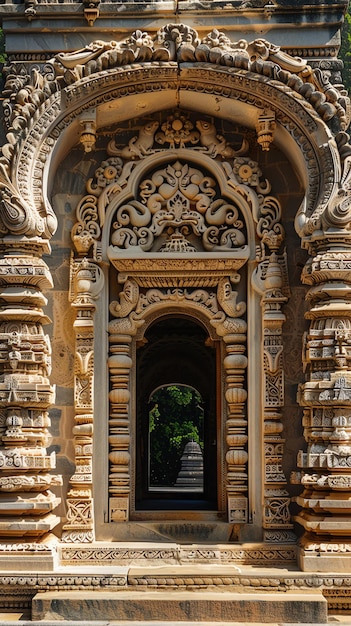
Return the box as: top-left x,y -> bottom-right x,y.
196,120 -> 248,158
109,279 -> 139,318
108,121 -> 159,159
217,277 -> 246,317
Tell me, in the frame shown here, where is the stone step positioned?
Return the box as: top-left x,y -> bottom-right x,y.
0,614 -> 344,626
31,589 -> 328,623
0,613 -> 344,626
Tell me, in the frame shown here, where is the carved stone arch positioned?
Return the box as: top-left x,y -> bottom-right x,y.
134,305 -> 221,343
3,51 -> 346,242
23,73 -> 338,238
100,149 -> 259,257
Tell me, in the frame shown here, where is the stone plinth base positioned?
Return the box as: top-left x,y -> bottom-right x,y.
297,533 -> 351,572
0,536 -> 58,572
298,546 -> 351,573
31,589 -> 327,623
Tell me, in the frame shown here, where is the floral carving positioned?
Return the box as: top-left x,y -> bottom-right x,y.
155,113 -> 199,149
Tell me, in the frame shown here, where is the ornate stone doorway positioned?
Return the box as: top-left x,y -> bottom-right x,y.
103,148 -> 250,534
64,117 -> 292,543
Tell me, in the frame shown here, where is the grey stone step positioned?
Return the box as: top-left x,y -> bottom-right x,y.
31,589 -> 328,623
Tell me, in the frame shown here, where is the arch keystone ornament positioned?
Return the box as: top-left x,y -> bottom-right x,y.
1,17 -> 351,581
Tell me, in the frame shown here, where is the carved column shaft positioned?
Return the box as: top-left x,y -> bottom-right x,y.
108,334 -> 132,522
224,331 -> 248,524
261,253 -> 293,541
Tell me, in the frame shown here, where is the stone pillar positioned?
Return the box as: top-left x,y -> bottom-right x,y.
295,183 -> 351,569
223,327 -> 248,524
107,333 -> 132,523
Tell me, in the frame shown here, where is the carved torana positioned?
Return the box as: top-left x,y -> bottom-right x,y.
1,2 -> 351,603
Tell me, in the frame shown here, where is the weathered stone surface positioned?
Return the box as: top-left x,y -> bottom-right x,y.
31,590 -> 327,623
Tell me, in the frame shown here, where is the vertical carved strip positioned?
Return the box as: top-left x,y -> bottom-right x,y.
253,192 -> 293,542
62,258 -> 103,543
107,281 -> 141,523
0,248 -> 62,541
261,253 -> 293,541
214,276 -> 248,523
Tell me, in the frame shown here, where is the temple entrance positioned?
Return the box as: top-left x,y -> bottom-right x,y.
135,317 -> 218,512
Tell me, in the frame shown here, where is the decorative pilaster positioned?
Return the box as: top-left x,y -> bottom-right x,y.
224,332 -> 248,523
62,258 -> 103,542
108,279 -> 143,523
0,243 -> 62,543
213,276 -> 248,523
295,233 -> 351,569
261,253 -> 293,541
252,190 -> 293,542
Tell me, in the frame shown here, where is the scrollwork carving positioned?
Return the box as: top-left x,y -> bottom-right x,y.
109,160 -> 246,254
46,26 -> 349,131
110,279 -> 139,319
217,276 -> 246,318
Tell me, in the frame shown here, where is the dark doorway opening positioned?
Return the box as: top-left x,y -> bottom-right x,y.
136,317 -> 218,511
